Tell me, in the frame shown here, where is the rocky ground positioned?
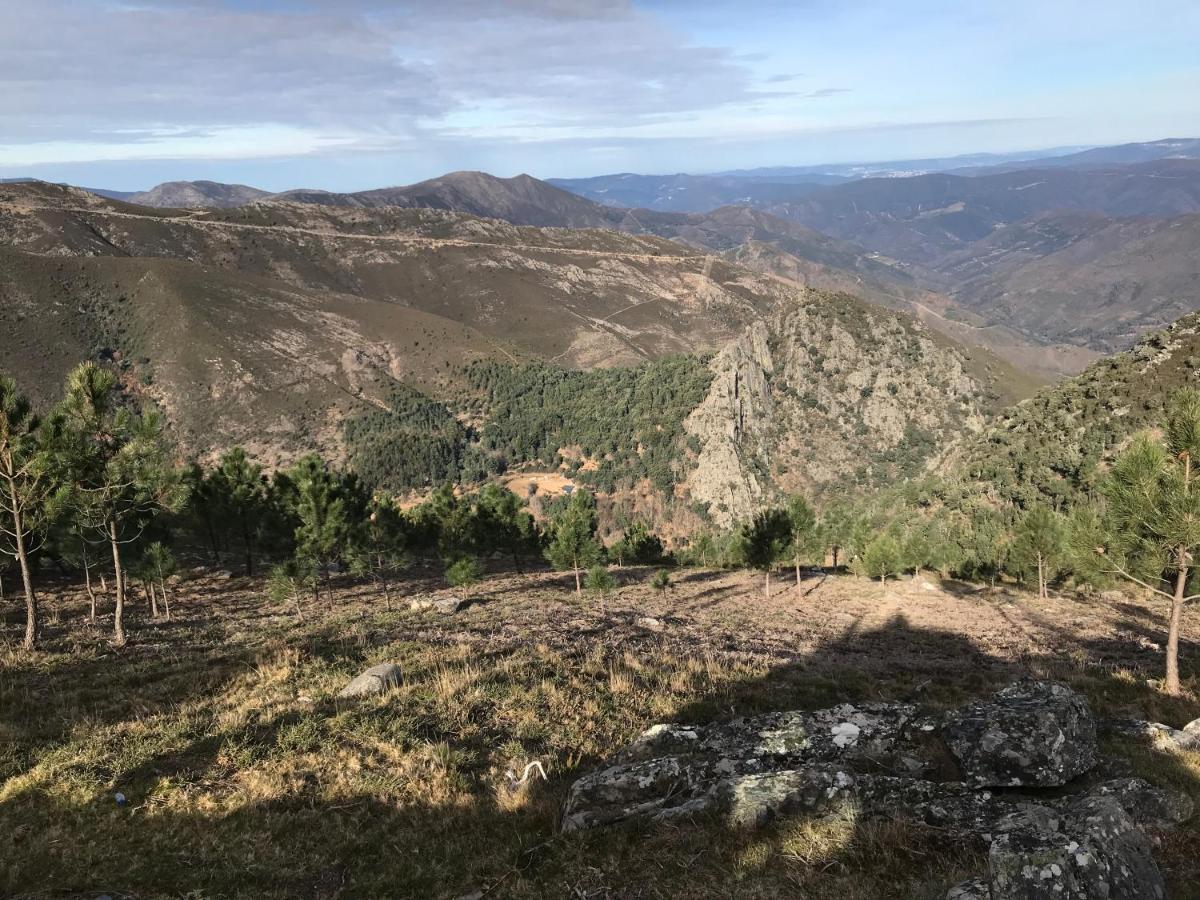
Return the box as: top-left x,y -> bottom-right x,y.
2,566 -> 1199,898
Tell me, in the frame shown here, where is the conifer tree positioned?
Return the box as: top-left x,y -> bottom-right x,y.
0,376 -> 56,649
211,448 -> 269,576
51,363 -> 185,646
545,489 -> 601,594
287,454 -> 363,609
1095,389 -> 1200,694
1010,505 -> 1065,598
741,507 -> 791,597
786,495 -> 821,595
349,497 -> 410,610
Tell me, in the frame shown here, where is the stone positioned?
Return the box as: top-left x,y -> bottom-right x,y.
612,702 -> 923,769
1083,778 -> 1194,829
560,682 -> 1180,899
337,663 -> 403,698
1180,717 -> 1200,750
635,616 -> 666,632
946,878 -> 992,900
944,681 -> 1096,787
409,596 -> 468,614
986,796 -> 1166,899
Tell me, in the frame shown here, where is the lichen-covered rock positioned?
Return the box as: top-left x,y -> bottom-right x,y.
613,702 -> 922,768
986,796 -> 1166,899
1083,778 -> 1194,829
944,681 -> 1096,787
946,878 -> 992,900
337,663 -> 403,698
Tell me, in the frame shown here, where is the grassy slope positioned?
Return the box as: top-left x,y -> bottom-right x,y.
3,569 -> 1199,899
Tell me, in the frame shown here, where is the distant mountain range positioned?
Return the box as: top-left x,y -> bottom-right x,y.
7,136 -> 1200,373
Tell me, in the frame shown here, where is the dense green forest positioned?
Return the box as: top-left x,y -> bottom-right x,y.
343,356 -> 713,493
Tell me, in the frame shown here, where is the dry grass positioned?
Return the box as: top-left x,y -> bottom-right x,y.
2,566 -> 1199,899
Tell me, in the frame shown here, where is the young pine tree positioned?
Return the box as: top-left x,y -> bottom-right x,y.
287,454 -> 363,610
51,363 -> 185,646
348,497 -> 410,611
0,376 -> 56,649
1096,389 -> 1200,695
545,489 -> 602,595
858,533 -> 903,583
741,507 -> 791,598
210,448 -> 270,576
1010,505 -> 1065,599
786,495 -> 821,596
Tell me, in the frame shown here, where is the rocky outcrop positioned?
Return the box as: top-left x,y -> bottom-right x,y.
682,298 -> 992,525
1107,715 -> 1200,751
562,682 -> 1189,898
945,681 -> 1097,787
337,663 -> 403,698
984,796 -> 1166,900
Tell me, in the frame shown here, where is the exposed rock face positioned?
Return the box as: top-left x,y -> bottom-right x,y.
562,682 -> 1185,898
986,796 -> 1165,900
945,681 -> 1097,787
682,299 -> 991,525
337,663 -> 404,698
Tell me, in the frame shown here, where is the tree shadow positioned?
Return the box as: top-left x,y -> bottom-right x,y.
5,584 -> 1200,899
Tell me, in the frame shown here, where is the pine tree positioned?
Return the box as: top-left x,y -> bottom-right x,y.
786,495 -> 821,596
1096,389 -> 1200,694
545,489 -> 601,594
349,497 -> 410,610
858,533 -> 902,582
741,507 -> 791,597
287,454 -> 362,610
210,448 -> 269,576
445,556 -> 483,601
50,363 -> 185,646
0,376 -> 56,649
1010,505 -> 1065,598
471,483 -> 539,570
610,521 -> 663,567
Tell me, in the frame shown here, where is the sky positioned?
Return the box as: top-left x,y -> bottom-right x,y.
3,0 -> 1200,191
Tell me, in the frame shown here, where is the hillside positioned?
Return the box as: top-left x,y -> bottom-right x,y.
127,180 -> 271,208
960,312 -> 1200,507
940,213 -> 1200,352
0,181 -> 1036,526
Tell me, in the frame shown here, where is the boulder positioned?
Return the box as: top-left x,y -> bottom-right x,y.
1083,777 -> 1194,829
1180,717 -> 1200,750
946,878 -> 991,900
612,702 -> 924,769
409,596 -> 469,614
986,796 -> 1166,899
337,663 -> 403,698
944,681 -> 1096,787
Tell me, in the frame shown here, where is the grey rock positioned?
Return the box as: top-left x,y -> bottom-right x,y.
944,681 -> 1096,787
1180,717 -> 1200,750
986,796 -> 1166,899
337,663 -> 403,698
946,878 -> 992,900
1083,777 -> 1194,829
1106,715 -> 1200,751
613,702 -> 924,769
409,596 -> 469,614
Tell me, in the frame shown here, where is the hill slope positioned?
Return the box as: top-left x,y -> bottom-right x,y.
960,312 -> 1200,507
0,181 -> 1035,519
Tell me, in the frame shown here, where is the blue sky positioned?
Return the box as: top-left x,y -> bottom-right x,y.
3,0 -> 1200,191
